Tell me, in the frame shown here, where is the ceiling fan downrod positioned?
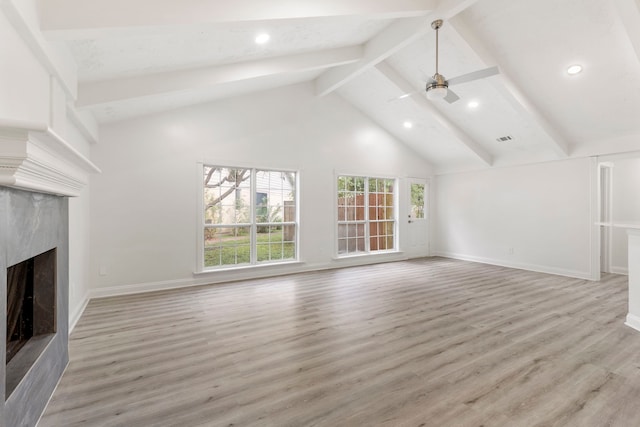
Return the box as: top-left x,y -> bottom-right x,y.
431,19 -> 443,77
426,19 -> 448,100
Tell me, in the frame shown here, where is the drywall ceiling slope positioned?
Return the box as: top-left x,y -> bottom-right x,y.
31,0 -> 640,173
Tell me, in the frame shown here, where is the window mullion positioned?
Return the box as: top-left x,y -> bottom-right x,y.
250,168 -> 257,265
364,178 -> 370,252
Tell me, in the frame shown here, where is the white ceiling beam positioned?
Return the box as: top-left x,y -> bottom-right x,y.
447,16 -> 570,158
39,0 -> 437,39
614,0 -> 640,66
315,0 -> 479,96
77,46 -> 362,108
375,61 -> 493,166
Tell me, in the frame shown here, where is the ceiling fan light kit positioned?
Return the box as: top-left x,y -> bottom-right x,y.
426,85 -> 448,100
426,72 -> 448,99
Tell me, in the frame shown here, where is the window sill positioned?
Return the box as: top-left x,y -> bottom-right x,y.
332,251 -> 404,261
194,260 -> 303,276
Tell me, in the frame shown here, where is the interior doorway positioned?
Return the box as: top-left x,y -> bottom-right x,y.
593,152 -> 640,279
599,163 -> 613,274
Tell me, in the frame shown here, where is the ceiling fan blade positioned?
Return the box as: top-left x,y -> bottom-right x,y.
447,66 -> 500,86
388,90 -> 420,103
444,89 -> 460,104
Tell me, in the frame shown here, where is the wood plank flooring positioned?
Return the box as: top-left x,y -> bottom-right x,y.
39,257 -> 640,426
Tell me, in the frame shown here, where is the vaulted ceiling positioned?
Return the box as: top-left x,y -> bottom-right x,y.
38,0 -> 640,173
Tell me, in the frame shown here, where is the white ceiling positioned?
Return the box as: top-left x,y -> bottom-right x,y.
67,17 -> 394,82
39,0 -> 640,173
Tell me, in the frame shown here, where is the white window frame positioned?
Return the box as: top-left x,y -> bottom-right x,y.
335,174 -> 398,257
197,164 -> 299,271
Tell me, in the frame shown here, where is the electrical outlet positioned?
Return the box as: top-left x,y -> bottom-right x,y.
99,265 -> 107,276
508,247 -> 514,255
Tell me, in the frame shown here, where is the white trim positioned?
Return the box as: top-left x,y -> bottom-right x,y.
332,251 -> 404,262
195,162 -> 205,273
602,161 -> 614,274
91,254 -> 408,299
250,169 -> 257,264
200,158 -> 300,174
195,260 -> 302,275
91,277 -> 220,299
594,222 -> 640,229
197,165 -> 299,271
333,171 -> 339,256
610,265 -> 629,275
335,174 -> 398,257
68,292 -> 90,333
294,169 -> 301,261
0,119 -> 101,196
590,158 -> 602,280
433,251 -> 592,280
625,313 -> 640,333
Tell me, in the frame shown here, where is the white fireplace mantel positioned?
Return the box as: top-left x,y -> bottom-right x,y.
626,229 -> 640,333
0,119 -> 100,197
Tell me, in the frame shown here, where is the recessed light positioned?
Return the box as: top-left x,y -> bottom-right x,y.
567,64 -> 583,75
403,121 -> 413,129
467,100 -> 479,109
255,33 -> 270,45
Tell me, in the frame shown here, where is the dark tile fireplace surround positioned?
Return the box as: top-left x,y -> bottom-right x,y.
0,188 -> 69,427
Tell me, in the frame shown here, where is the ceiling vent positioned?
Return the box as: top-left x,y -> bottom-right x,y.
496,135 -> 513,142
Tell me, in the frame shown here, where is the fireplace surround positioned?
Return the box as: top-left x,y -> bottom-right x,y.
0,188 -> 69,427
0,120 -> 99,426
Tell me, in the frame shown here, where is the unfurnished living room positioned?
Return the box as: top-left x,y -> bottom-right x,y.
2,0 -> 640,426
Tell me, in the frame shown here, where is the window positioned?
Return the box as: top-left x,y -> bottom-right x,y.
410,183 -> 425,219
337,175 -> 396,256
202,166 -> 297,269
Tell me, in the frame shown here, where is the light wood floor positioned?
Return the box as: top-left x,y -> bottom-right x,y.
39,257 -> 640,426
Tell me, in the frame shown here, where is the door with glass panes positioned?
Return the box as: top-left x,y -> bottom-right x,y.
406,178 -> 429,257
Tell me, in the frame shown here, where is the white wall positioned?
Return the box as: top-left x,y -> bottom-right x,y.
65,123 -> 92,328
1,6 -> 93,328
0,11 -> 49,124
611,157 -> 640,274
435,157 -> 594,279
90,83 -> 433,295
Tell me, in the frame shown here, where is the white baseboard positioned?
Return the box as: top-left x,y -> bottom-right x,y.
610,265 -> 629,275
433,251 -> 592,280
91,277 -> 211,299
90,253 -> 408,299
69,292 -> 90,333
625,313 -> 640,333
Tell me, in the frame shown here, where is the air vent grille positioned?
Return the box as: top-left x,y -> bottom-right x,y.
496,135 -> 513,142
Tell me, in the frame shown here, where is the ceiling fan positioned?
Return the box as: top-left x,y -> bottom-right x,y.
397,19 -> 500,104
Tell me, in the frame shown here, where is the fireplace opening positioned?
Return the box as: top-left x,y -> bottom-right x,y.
6,248 -> 57,366
6,257 -> 33,363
